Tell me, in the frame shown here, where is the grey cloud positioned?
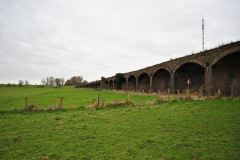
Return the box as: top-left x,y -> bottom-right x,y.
0,0 -> 240,84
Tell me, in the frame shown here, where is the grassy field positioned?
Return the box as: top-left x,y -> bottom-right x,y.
0,86 -> 240,159
0,86 -> 160,111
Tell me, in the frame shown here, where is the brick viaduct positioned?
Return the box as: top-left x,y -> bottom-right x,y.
80,41 -> 240,96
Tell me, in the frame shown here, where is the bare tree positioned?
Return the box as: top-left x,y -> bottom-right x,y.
76,76 -> 83,85
55,78 -> 61,86
18,80 -> 24,87
25,80 -> 30,85
41,79 -> 46,85
60,78 -> 65,86
49,76 -> 55,86
46,77 -> 50,85
70,76 -> 83,85
70,76 -> 77,85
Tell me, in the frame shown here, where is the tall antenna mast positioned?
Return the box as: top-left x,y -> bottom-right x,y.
202,15 -> 204,51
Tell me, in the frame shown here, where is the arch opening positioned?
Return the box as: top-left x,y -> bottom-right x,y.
128,75 -> 136,91
175,63 -> 205,94
109,80 -> 113,90
138,73 -> 150,92
121,77 -> 126,90
212,51 -> 240,96
104,81 -> 108,89
153,69 -> 170,93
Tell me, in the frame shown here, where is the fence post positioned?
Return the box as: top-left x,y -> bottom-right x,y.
168,89 -> 170,101
186,89 -> 189,100
218,89 -> 221,98
97,94 -> 100,106
25,97 -> 28,110
231,83 -> 235,99
199,89 -> 202,99
127,92 -> 130,105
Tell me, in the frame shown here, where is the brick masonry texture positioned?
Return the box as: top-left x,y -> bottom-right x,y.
82,41 -> 240,96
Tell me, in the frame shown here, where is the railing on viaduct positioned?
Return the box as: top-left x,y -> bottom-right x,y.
80,41 -> 240,96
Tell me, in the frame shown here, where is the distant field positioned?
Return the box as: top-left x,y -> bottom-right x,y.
0,86 -> 240,159
0,86 -> 159,111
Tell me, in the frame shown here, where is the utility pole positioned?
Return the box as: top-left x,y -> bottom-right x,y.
202,15 -> 204,51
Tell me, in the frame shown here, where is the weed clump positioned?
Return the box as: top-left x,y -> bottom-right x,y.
70,105 -> 76,109
27,104 -> 46,111
87,100 -> 134,109
59,97 -> 65,107
10,104 -> 46,111
108,100 -> 134,106
48,104 -> 65,111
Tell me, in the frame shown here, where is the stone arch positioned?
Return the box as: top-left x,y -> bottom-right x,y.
121,77 -> 127,90
211,49 -> 240,96
128,75 -> 136,91
210,46 -> 240,66
174,59 -> 205,72
97,82 -> 100,88
175,62 -> 205,94
126,74 -> 137,80
109,80 -> 113,90
105,80 -> 109,89
152,68 -> 171,93
137,71 -> 150,78
138,72 -> 150,92
152,66 -> 171,75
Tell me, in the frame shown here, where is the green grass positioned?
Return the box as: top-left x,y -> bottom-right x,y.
0,86 -> 159,111
0,86 -> 240,159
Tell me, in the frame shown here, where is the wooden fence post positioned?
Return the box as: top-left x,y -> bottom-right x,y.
127,92 -> 130,105
231,83 -> 235,99
25,97 -> 28,109
97,94 -> 100,106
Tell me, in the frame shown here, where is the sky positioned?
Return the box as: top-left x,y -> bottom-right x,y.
0,0 -> 240,85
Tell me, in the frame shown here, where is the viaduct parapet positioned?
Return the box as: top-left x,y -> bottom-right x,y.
81,41 -> 240,96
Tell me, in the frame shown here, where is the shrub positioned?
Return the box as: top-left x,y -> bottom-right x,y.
6,83 -> 11,87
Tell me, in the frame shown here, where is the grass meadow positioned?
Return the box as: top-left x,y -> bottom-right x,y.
0,86 -> 240,159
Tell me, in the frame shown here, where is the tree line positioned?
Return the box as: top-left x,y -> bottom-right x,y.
3,76 -> 88,87
41,76 -> 88,86
41,77 -> 65,86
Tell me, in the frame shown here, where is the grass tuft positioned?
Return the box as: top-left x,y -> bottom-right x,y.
48,104 -> 65,111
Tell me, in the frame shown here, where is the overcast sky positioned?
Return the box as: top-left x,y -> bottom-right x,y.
0,0 -> 240,84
